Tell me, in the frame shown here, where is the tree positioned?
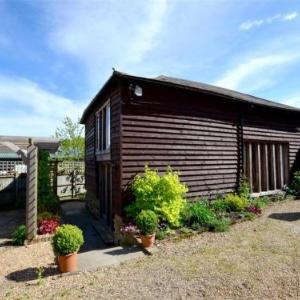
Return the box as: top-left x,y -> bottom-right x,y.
54,117 -> 84,160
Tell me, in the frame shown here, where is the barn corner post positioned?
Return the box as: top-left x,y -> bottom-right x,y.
237,107 -> 245,192
25,138 -> 38,241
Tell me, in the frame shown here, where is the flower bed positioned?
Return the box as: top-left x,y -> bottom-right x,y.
123,166 -> 298,247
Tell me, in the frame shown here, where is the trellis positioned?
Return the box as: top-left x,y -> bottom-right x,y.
0,137 -> 59,240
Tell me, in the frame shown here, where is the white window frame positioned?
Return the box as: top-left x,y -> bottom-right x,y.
95,99 -> 111,153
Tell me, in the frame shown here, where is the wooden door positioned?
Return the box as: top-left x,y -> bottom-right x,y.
99,163 -> 112,227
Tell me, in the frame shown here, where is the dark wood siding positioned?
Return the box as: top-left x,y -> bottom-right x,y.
84,112 -> 98,215
121,83 -> 239,200
84,85 -> 122,218
84,75 -> 300,221
242,106 -> 300,181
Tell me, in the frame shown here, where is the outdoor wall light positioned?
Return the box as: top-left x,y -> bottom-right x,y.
129,84 -> 143,97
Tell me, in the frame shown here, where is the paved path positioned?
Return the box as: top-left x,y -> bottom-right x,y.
60,201 -> 145,271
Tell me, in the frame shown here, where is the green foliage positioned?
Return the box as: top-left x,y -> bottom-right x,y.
36,266 -> 45,285
38,150 -> 59,213
270,193 -> 285,202
290,171 -> 300,195
135,210 -> 158,236
241,211 -> 256,221
183,201 -> 217,229
251,197 -> 270,209
210,218 -> 230,232
37,211 -> 54,223
126,166 -> 188,227
54,116 -> 84,160
156,229 -> 169,240
223,193 -> 248,211
52,224 -> 84,255
211,198 -> 230,214
12,225 -> 26,245
238,175 -> 251,200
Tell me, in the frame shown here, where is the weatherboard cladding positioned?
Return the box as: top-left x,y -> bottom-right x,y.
120,81 -> 240,200
80,71 -> 300,124
82,71 -> 300,218
84,85 -> 122,218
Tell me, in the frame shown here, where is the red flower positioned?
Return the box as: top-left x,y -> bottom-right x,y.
38,218 -> 60,235
247,206 -> 262,215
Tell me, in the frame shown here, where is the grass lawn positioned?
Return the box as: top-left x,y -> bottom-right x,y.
0,200 -> 299,299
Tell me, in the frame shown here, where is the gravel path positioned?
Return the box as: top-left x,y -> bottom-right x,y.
0,200 -> 299,299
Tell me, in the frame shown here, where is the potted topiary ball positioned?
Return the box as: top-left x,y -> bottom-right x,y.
52,224 -> 84,273
135,210 -> 158,248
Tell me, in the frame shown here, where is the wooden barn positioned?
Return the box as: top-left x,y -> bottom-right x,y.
80,71 -> 300,229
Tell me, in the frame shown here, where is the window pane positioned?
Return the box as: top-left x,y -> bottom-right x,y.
106,104 -> 111,148
103,108 -> 107,150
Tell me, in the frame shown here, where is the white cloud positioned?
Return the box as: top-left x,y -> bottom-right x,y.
215,53 -> 299,91
239,11 -> 298,31
44,0 -> 169,86
0,75 -> 86,136
283,12 -> 298,21
122,0 -> 168,65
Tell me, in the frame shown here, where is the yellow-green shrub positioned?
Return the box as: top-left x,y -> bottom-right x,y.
125,166 -> 188,227
224,193 -> 248,211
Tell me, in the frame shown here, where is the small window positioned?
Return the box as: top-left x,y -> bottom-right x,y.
244,141 -> 289,193
95,101 -> 111,152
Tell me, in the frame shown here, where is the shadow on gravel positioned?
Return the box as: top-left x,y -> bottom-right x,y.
269,212 -> 300,222
6,264 -> 59,282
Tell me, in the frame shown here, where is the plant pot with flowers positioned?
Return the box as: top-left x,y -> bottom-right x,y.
52,224 -> 84,273
120,223 -> 137,246
135,210 -> 158,248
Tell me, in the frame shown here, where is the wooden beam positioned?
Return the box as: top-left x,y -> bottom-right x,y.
283,144 -> 289,184
271,144 -> 277,189
25,141 -> 38,240
264,144 -> 269,191
248,143 -> 253,191
255,143 -> 261,192
279,144 -> 284,188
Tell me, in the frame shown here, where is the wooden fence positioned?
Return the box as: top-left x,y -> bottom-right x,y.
50,160 -> 86,200
0,160 -> 85,208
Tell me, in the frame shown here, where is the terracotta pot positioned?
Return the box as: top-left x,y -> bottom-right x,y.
122,232 -> 135,246
140,234 -> 155,248
57,252 -> 78,273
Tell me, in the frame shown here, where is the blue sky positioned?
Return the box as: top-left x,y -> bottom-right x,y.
0,0 -> 300,136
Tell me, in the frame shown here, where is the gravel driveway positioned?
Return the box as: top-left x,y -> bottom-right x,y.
0,200 -> 299,299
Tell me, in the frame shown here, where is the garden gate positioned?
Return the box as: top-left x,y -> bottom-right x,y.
50,160 -> 85,200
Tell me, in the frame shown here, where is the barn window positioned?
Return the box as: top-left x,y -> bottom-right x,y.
95,100 -> 111,152
243,141 -> 289,194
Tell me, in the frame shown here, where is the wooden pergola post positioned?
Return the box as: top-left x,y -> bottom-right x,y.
0,138 -> 38,240
25,139 -> 38,240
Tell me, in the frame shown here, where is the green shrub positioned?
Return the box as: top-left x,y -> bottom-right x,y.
224,193 -> 248,211
12,225 -> 26,245
37,211 -> 54,223
126,166 -> 187,227
135,210 -> 158,236
290,171 -> 300,195
238,175 -> 251,200
52,224 -> 84,256
211,199 -> 230,214
38,150 -> 59,213
183,201 -> 217,229
270,193 -> 285,202
156,229 -> 169,240
242,211 -> 256,221
210,218 -> 230,232
251,197 -> 269,209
